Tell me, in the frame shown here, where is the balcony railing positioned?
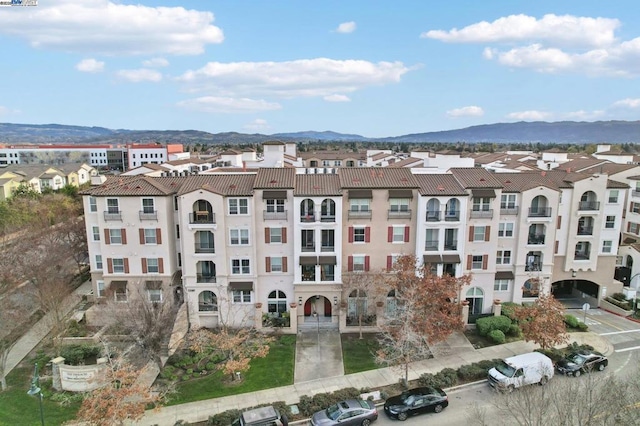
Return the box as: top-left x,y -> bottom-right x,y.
300,213 -> 316,222
444,211 -> 460,221
301,273 -> 316,282
190,212 -> 216,224
426,211 -> 441,222
139,210 -> 158,220
578,201 -> 600,211
348,210 -> 372,219
263,210 -> 287,220
195,243 -> 215,253
103,210 -> 122,221
633,190 -> 640,198
527,235 -> 546,245
577,226 -> 593,236
425,240 -> 439,251
321,245 -> 335,252
301,244 -> 315,252
470,209 -> 493,219
320,214 -> 336,222
574,252 -> 590,260
388,209 -> 412,219
528,207 -> 552,217
196,274 -> 217,283
525,263 -> 542,272
198,303 -> 218,312
500,206 -> 519,215
444,241 -> 457,250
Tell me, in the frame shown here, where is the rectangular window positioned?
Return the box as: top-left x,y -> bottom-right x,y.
231,259 -> 250,275
266,199 -> 285,213
144,228 -> 157,244
390,199 -> 410,212
425,228 -> 439,250
89,197 -> 97,212
232,290 -> 252,303
352,255 -> 366,272
270,257 -> 283,272
500,194 -> 516,209
353,227 -> 366,243
498,223 -> 514,237
471,255 -> 483,269
608,190 -> 619,203
228,198 -> 249,215
631,223 -> 640,235
112,258 -> 125,273
321,229 -> 335,250
96,280 -> 105,297
496,250 -> 512,265
230,229 -> 250,245
392,226 -> 405,242
106,198 -> 119,213
320,264 -> 335,281
109,229 -> 123,244
349,199 -> 370,212
602,240 -> 613,253
268,228 -> 281,243
302,229 -> 315,250
95,255 -> 103,270
474,226 -> 486,241
142,198 -> 154,213
148,289 -> 162,303
176,224 -> 180,239
494,279 -> 510,292
472,197 -> 490,211
605,216 -> 616,229
146,258 -> 159,273
92,226 -> 100,241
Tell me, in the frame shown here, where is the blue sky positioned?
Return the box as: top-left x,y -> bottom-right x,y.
1,1 -> 640,138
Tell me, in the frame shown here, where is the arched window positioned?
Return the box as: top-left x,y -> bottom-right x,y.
348,289 -> 367,317
530,195 -> 549,217
627,255 -> 634,269
466,287 -> 484,315
191,200 -> 214,223
268,290 -> 287,314
385,290 -> 397,317
522,279 -> 540,298
579,191 -> 598,210
445,198 -> 460,221
426,199 -> 441,221
321,199 -> 336,221
300,199 -> 315,221
198,291 -> 217,311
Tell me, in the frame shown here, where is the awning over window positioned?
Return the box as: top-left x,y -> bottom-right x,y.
348,189 -> 373,199
262,190 -> 287,200
229,281 -> 253,291
318,256 -> 337,265
442,254 -> 461,263
299,256 -> 318,265
495,271 -> 514,280
388,189 -> 413,199
423,254 -> 442,264
109,280 -> 127,291
145,280 -> 162,290
471,189 -> 496,198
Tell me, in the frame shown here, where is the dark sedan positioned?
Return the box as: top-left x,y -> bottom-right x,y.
556,350 -> 608,377
310,398 -> 378,426
383,387 -> 448,421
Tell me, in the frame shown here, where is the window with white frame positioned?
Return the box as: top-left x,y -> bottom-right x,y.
232,290 -> 252,303
106,198 -> 119,213
494,279 -> 510,292
498,223 -> 514,237
472,197 -> 491,211
142,198 -> 155,213
473,226 -> 486,241
231,258 -> 250,274
144,228 -> 157,244
268,228 -> 282,243
496,250 -> 512,265
230,228 -> 250,245
334,160 -> 342,166
270,257 -> 283,272
352,255 -> 366,272
390,198 -> 410,212
92,226 -> 100,241
146,258 -> 159,273
392,226 -> 405,242
95,255 -> 103,270
228,198 -> 249,215
96,280 -> 105,297
109,229 -> 123,244
605,216 -> 616,229
268,290 -> 287,313
148,288 -> 162,303
608,190 -> 619,203
602,240 -> 613,253
353,227 -> 366,243
266,199 -> 285,213
500,194 -> 516,209
630,223 -> 640,235
112,258 -> 125,273
471,255 -> 483,269
89,197 -> 97,212
349,199 -> 370,212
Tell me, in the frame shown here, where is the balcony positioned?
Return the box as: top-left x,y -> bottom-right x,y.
194,243 -> 215,254
321,245 -> 335,252
300,213 -> 316,222
196,274 -> 217,283
444,241 -> 457,250
103,210 -> 122,221
301,244 -> 316,252
578,201 -> 600,211
189,211 -> 216,224
263,210 -> 287,220
388,209 -> 412,219
425,240 -> 439,251
470,209 -> 493,219
574,252 -> 590,260
528,207 -> 551,217
320,214 -> 336,222
425,211 -> 441,222
577,226 -> 593,236
527,234 -> 546,245
139,210 -> 158,220
348,210 -> 372,219
500,206 -> 519,215
444,211 -> 460,221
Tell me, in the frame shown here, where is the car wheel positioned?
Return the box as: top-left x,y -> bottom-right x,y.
361,419 -> 371,426
598,363 -> 606,371
574,370 -> 581,378
539,376 -> 548,386
398,412 -> 408,421
434,404 -> 444,413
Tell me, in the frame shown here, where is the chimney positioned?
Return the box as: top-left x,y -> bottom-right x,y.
242,161 -> 247,172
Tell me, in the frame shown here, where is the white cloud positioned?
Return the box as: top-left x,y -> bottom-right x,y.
422,14 -> 619,48
324,94 -> 351,102
116,68 -> 162,82
446,106 -> 484,118
335,21 -> 356,34
177,96 -> 282,113
612,98 -> 640,108
507,110 -> 552,120
142,57 -> 169,68
244,118 -> 270,131
75,58 -> 105,73
0,0 -> 223,56
178,58 -> 410,98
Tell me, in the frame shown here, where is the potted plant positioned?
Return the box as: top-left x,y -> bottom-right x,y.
255,302 -> 263,309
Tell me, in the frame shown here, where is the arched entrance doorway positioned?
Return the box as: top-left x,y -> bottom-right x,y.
552,279 -> 600,308
303,295 -> 332,317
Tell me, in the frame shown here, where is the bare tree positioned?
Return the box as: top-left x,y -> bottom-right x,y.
58,215 -> 89,276
514,294 -> 569,350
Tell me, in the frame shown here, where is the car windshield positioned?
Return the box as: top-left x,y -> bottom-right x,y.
326,404 -> 342,421
495,361 -> 516,378
401,394 -> 416,405
568,354 -> 587,364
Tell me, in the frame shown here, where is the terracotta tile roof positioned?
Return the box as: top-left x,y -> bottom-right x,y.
204,167 -> 259,173
555,158 -> 606,172
370,152 -> 392,161
165,158 -> 208,166
84,176 -> 179,196
579,162 -> 639,175
294,174 -> 342,196
338,167 -> 418,188
284,153 -> 297,161
607,179 -> 630,189
449,168 -> 502,188
414,174 -> 468,196
493,171 -> 562,193
176,174 -> 256,196
262,140 -> 285,145
220,149 -> 241,155
472,153 -> 510,165
627,175 -> 640,181
387,157 -> 423,168
300,151 -> 366,160
254,168 -> 296,188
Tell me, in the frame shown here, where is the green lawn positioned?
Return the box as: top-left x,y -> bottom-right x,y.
341,333 -> 380,374
168,334 -> 296,405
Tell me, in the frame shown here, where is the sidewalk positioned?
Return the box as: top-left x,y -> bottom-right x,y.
135,331 -> 611,425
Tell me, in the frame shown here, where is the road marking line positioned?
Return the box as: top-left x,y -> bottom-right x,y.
586,313 -> 624,331
600,329 -> 640,336
615,345 -> 640,353
614,352 -> 634,374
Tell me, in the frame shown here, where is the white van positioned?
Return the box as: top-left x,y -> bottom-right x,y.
488,352 -> 554,392
232,406 -> 287,426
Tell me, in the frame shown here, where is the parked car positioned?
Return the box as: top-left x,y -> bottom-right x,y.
556,350 -> 608,377
310,398 -> 378,426
383,386 -> 448,421
232,405 -> 287,426
488,352 -> 554,392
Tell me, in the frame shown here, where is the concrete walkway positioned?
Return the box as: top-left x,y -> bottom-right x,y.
4,280 -> 93,375
135,331 -> 612,426
294,329 -> 344,383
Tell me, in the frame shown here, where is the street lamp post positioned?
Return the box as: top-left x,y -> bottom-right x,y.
27,363 -> 45,426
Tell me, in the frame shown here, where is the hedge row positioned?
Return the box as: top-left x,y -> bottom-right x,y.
476,315 -> 512,336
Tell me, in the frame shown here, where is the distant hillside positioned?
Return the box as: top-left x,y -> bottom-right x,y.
1,120 -> 639,144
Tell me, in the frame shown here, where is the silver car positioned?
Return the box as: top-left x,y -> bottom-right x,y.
310,399 -> 378,426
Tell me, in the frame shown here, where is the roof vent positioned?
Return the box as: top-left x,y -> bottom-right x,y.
437,185 -> 445,191
229,184 -> 237,189
270,180 -> 277,184
480,178 -> 486,182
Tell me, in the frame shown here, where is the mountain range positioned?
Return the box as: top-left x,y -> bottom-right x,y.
0,120 -> 639,145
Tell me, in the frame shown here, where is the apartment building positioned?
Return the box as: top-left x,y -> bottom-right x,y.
82,167 -> 626,331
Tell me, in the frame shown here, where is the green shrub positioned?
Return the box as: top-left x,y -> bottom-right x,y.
507,324 -> 521,337
49,391 -> 84,406
419,368 -> 458,388
566,342 -> 594,353
181,374 -> 191,381
577,322 -> 589,331
564,314 -> 580,328
186,368 -> 193,375
160,365 -> 175,379
606,296 -> 633,310
60,344 -> 101,365
205,362 -> 216,371
501,302 -> 520,320
476,315 -> 512,336
488,329 -> 506,344
457,364 -> 486,381
65,319 -> 87,337
611,292 -> 627,302
208,409 -> 241,426
536,347 -> 564,363
475,359 -> 502,371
